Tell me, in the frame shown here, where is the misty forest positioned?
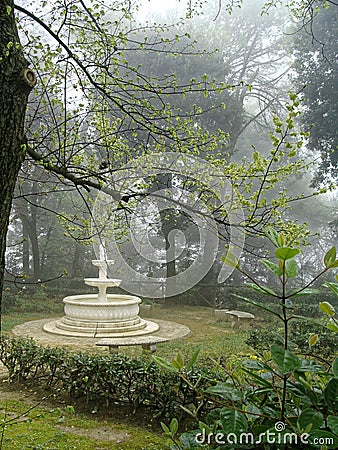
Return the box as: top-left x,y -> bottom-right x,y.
0,0 -> 337,449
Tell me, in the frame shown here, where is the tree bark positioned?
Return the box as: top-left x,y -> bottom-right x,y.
0,0 -> 36,333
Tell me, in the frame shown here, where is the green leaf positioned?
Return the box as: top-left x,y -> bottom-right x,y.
265,227 -> 280,247
172,352 -> 184,370
233,293 -> 281,318
324,378 -> 338,411
170,417 -> 178,435
219,408 -> 248,434
243,360 -> 266,371
277,233 -> 285,246
242,365 -> 274,388
179,432 -> 201,449
247,283 -> 278,296
186,347 -> 201,370
297,410 -> 324,431
333,357 -> 338,377
286,381 -> 311,404
285,259 -> 298,278
290,288 -> 322,297
222,249 -> 239,268
297,358 -> 322,373
275,247 -> 300,261
308,334 -> 318,347
297,375 -> 312,391
323,281 -> 338,296
206,408 -> 222,425
152,356 -> 176,372
198,421 -> 211,434
328,260 -> 338,268
260,259 -> 283,277
324,246 -> 337,268
327,319 -> 338,333
206,383 -> 244,401
327,415 -> 338,434
319,301 -> 335,317
180,406 -> 197,418
271,345 -> 301,375
161,422 -> 170,434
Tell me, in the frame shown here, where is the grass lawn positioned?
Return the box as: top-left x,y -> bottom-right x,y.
1,303 -> 255,359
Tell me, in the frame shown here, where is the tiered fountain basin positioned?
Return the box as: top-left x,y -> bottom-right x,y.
43,264 -> 160,338
43,249 -> 162,338
43,293 -> 160,337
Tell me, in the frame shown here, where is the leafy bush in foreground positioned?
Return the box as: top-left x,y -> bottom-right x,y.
156,230 -> 338,449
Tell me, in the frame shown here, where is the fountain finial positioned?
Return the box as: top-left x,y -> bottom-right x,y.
98,243 -> 108,280
83,242 -> 121,301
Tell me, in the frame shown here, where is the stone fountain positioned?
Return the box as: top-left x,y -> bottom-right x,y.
43,245 -> 159,338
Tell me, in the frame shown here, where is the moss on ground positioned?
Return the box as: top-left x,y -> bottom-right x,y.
0,399 -> 169,449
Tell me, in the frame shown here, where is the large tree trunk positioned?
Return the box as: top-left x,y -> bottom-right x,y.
22,216 -> 30,275
71,241 -> 85,278
21,212 -> 40,281
27,193 -> 40,280
0,0 -> 36,333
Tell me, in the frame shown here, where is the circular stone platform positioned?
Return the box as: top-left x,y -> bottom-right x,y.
12,318 -> 191,349
43,317 -> 159,338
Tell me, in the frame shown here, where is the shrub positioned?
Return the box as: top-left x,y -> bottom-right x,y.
155,231 -> 338,449
1,289 -> 19,312
246,320 -> 337,359
2,289 -> 63,314
0,337 -> 222,422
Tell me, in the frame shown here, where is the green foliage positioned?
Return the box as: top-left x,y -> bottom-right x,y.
154,231 -> 338,449
15,0 -> 322,246
275,247 -> 300,261
320,302 -> 335,317
324,247 -> 338,269
271,344 -> 301,374
0,337 -> 221,423
1,289 -> 18,311
246,320 -> 338,359
2,288 -> 63,314
324,281 -> 338,297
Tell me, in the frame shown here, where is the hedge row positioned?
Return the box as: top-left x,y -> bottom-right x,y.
0,337 -> 219,420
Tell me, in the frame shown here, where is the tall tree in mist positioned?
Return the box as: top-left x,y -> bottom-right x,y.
0,0 -> 36,322
293,4 -> 338,187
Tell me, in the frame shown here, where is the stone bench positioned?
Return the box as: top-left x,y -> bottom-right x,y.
215,309 -> 255,330
96,335 -> 168,354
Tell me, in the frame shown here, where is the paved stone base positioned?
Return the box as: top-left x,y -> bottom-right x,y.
12,318 -> 191,350
43,317 -> 160,338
